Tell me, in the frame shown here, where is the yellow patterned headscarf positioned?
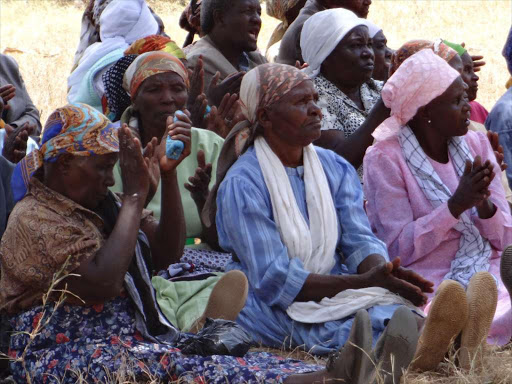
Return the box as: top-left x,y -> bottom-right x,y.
123,51 -> 190,98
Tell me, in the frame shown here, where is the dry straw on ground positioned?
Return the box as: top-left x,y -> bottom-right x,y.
1,0 -> 512,382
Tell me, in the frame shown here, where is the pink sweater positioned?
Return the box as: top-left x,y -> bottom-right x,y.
363,130 -> 512,345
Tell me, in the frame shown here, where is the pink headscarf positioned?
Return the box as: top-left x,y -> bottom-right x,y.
372,49 -> 460,142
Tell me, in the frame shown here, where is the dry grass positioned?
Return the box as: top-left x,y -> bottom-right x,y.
1,0 -> 512,382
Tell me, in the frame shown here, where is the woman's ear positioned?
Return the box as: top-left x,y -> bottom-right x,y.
256,107 -> 272,131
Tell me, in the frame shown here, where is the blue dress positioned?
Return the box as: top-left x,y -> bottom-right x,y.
216,146 -> 400,355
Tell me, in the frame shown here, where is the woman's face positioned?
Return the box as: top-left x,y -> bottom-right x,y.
329,0 -> 372,18
460,52 -> 479,101
428,77 -> 471,139
371,30 -> 392,81
261,81 -> 323,148
62,153 -> 119,210
133,72 -> 188,140
322,25 -> 374,87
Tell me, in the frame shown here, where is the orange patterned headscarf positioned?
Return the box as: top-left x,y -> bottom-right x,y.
124,35 -> 185,59
122,51 -> 190,98
389,39 -> 458,77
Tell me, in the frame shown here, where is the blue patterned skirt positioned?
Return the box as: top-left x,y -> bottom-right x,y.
8,296 -> 321,383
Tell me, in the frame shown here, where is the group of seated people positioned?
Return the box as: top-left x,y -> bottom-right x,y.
1,0 -> 512,382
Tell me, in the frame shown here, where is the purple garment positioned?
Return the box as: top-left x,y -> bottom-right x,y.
363,130 -> 512,345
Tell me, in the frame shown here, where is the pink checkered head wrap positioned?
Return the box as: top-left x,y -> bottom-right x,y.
372,49 -> 461,142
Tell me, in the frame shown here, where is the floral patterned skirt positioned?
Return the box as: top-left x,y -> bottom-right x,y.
9,297 -> 321,383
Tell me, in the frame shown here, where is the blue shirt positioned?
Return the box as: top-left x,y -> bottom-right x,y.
216,145 -> 388,312
486,87 -> 512,186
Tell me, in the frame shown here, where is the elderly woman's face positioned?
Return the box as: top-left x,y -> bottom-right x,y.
371,30 -> 392,81
322,25 -> 374,86
133,72 -> 188,134
62,153 -> 118,210
262,81 -> 322,147
427,77 -> 471,139
220,0 -> 261,52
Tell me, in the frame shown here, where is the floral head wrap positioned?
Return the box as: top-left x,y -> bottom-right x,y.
372,49 -> 460,142
124,35 -> 185,59
202,63 -> 311,228
266,0 -> 302,51
123,51 -> 190,98
389,39 -> 458,77
12,103 -> 119,202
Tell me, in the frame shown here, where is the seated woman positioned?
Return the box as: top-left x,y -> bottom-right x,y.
299,9 -> 385,180
0,103 -> 339,384
68,0 -> 159,106
365,20 -> 392,82
185,0 -> 267,102
443,40 -> 489,124
213,62 -> 484,381
265,0 -> 307,62
114,51 -> 228,271
0,53 -> 42,138
364,50 -> 507,364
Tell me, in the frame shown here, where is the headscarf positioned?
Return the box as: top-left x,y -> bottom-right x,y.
123,51 -> 190,98
300,8 -> 365,78
265,0 -> 302,52
124,35 -> 185,58
442,40 -> 467,56
364,20 -> 382,39
68,0 -> 159,100
372,49 -> 460,142
11,103 -> 119,203
102,54 -> 138,121
202,63 -> 311,228
389,39 -> 458,77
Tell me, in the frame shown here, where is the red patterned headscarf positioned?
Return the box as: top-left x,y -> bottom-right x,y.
389,39 -> 458,77
124,35 -> 185,59
122,51 -> 189,98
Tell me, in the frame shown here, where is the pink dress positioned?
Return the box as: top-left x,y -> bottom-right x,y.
363,130 -> 512,345
470,100 -> 489,124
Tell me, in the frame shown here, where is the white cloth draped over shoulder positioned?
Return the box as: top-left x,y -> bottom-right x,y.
68,0 -> 158,100
253,137 -> 421,323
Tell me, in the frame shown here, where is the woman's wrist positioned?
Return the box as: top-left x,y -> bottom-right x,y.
476,199 -> 496,219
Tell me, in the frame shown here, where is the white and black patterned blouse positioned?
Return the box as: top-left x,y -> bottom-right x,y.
314,74 -> 383,180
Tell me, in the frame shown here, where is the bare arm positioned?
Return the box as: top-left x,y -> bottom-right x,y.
63,127 -> 151,302
314,99 -> 390,168
142,113 -> 192,271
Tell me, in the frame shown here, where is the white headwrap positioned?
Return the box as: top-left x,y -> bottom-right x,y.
364,20 -> 382,38
300,8 -> 366,79
68,0 -> 158,100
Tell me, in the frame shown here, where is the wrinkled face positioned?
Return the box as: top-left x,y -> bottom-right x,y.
219,0 -> 261,52
428,77 -> 471,138
322,25 -> 374,86
133,72 -> 188,138
262,81 -> 323,147
63,153 -> 118,210
371,30 -> 392,81
330,0 -> 372,18
461,52 -> 479,101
